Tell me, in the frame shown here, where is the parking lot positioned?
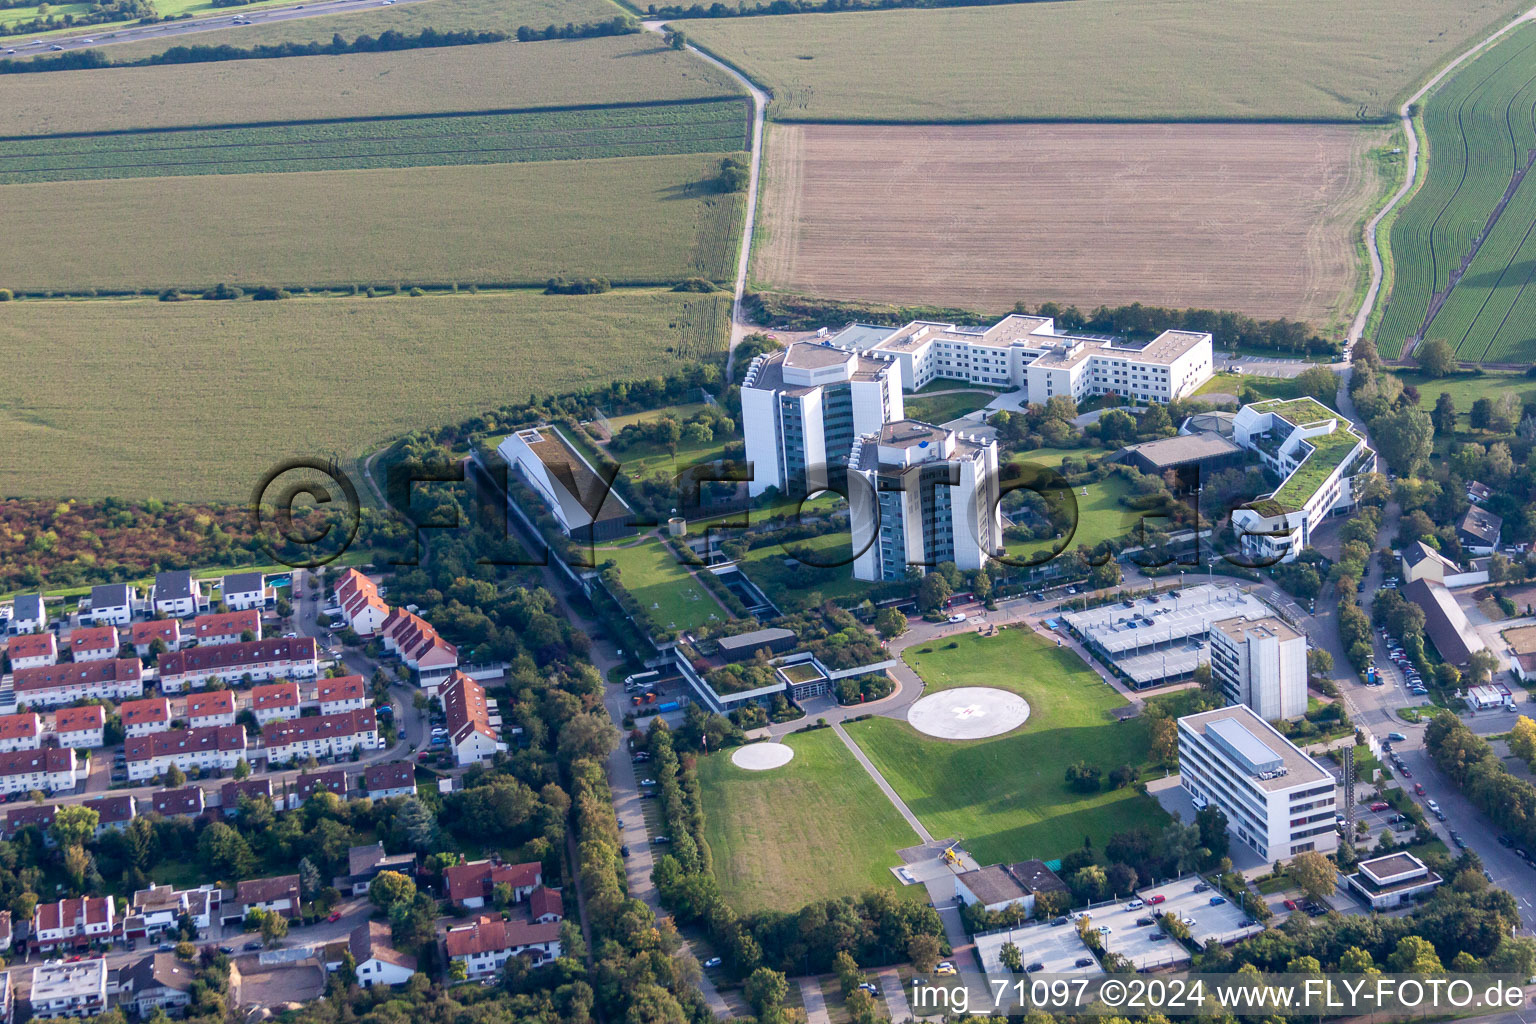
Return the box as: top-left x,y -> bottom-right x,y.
974,920 -> 1101,976
1146,876 -> 1261,948
1082,900 -> 1188,970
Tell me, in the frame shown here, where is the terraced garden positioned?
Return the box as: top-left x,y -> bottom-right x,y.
1376,21 -> 1536,362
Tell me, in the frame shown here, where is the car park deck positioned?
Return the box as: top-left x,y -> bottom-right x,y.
1081,901 -> 1189,970
1149,877 -> 1261,947
974,920 -> 1101,976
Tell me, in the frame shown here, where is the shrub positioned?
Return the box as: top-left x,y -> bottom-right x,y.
0,289 -> 12,302
252,286 -> 290,301
672,277 -> 718,292
545,275 -> 611,295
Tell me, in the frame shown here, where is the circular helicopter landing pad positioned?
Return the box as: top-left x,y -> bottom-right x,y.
907,686 -> 1030,740
731,742 -> 795,770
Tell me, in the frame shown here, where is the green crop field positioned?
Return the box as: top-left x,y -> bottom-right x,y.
698,729 -> 921,911
1376,22 -> 1536,362
0,288 -> 731,501
844,627 -> 1167,866
0,151 -> 744,292
680,0 -> 1526,122
0,99 -> 748,183
595,536 -> 727,633
0,35 -> 740,137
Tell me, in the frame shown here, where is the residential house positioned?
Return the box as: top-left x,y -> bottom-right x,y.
287,769 -> 348,809
125,726 -> 246,782
4,804 -> 55,840
130,620 -> 180,658
13,659 -> 143,708
220,572 -> 270,612
191,609 -> 260,647
316,675 -> 369,715
0,714 -> 41,753
332,842 -> 415,896
334,569 -> 389,637
82,796 -> 136,837
67,626 -> 119,664
151,786 -> 205,818
119,953 -> 195,1016
120,698 -> 171,739
443,673 -> 503,766
262,709 -> 379,765
53,705 -> 106,749
32,897 -> 114,952
1458,506 -> 1504,555
157,637 -> 318,693
7,632 -> 57,671
379,608 -> 457,688
0,748 -> 76,795
29,961 -> 107,1018
185,690 -> 237,729
1467,480 -> 1493,505
236,875 -> 301,919
151,571 -> 206,619
349,920 -> 417,987
0,969 -> 8,1024
528,887 -> 563,924
6,595 -> 44,637
251,682 -> 301,726
363,761 -> 415,800
444,859 -> 542,909
220,778 -> 273,815
444,916 -> 562,977
86,584 -> 135,627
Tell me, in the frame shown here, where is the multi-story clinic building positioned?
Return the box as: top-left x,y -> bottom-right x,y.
740,342 -> 903,498
824,315 -> 1214,406
1177,704 -> 1337,862
1209,615 -> 1308,721
847,420 -> 1002,582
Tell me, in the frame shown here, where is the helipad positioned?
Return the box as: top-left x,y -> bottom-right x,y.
907,686 -> 1030,739
731,742 -> 795,770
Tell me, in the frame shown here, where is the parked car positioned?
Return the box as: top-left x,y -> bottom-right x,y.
244,941 -> 264,951
1427,799 -> 1440,813
1283,899 -> 1298,911
1147,894 -> 1165,905
1026,962 -> 1045,973
1074,957 -> 1095,968
946,613 -> 968,624
1414,782 -> 1425,795
651,835 -> 670,844
1051,916 -> 1069,926
327,912 -> 342,923
1135,916 -> 1155,927
620,845 -> 630,857
218,946 -> 235,955
1208,896 -> 1227,905
703,958 -> 723,969
639,778 -> 657,787
858,983 -> 880,995
1125,899 -> 1143,910
1369,801 -> 1389,811
1500,834 -> 1516,847
1192,882 -> 1210,893
1400,767 -> 1412,778
1149,932 -> 1168,942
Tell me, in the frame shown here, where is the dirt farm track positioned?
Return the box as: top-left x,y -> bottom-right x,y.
755,123 -> 1387,324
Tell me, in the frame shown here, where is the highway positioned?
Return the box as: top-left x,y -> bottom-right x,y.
1,0 -> 437,57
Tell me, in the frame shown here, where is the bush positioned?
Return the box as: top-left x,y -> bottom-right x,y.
202,282 -> 243,300
0,289 -> 11,302
252,286 -> 290,301
545,275 -> 611,295
672,277 -> 718,292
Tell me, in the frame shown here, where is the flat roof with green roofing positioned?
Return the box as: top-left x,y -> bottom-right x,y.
1250,399 -> 1365,513
1251,397 -> 1337,427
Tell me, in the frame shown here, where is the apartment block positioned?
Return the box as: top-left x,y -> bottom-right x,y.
1209,615 -> 1307,721
157,637 -> 318,693
262,709 -> 379,765
125,726 -> 246,782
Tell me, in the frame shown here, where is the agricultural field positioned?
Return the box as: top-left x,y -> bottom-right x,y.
697,728 -> 922,910
755,123 -> 1386,324
1376,22 -> 1536,362
844,627 -> 1167,866
0,288 -> 732,500
0,99 -> 748,183
80,0 -> 618,58
0,151 -> 744,291
0,35 -> 740,136
595,536 -> 728,633
680,0 -> 1527,122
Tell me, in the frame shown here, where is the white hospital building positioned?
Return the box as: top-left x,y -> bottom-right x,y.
1209,615 -> 1308,721
1177,704 -> 1337,862
847,420 -> 1002,582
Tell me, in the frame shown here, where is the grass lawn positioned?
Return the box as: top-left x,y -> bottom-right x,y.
1195,373 -> 1327,405
903,390 -> 995,425
737,529 -> 866,610
1398,369 -> 1536,417
596,535 -> 727,633
697,728 -> 922,911
844,627 -> 1168,866
606,402 -> 711,433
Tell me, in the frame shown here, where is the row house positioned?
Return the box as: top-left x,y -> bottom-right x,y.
4,804 -> 55,840
131,620 -> 181,657
444,858 -> 543,909
7,632 -> 57,671
317,675 -> 369,715
151,786 -> 205,818
443,673 -> 503,766
186,690 -> 237,729
192,609 -> 260,647
124,885 -> 219,941
251,682 -> 301,725
125,725 -> 246,782
53,706 -> 106,749
380,608 -> 457,688
32,896 -> 114,952
86,584 -> 137,627
0,748 -> 77,795
262,709 -> 379,765
220,572 -> 272,612
121,698 -> 171,738
0,713 -> 41,753
334,569 -> 389,636
363,761 -> 415,800
14,658 -> 143,709
67,626 -> 119,664
220,778 -> 273,815
287,769 -> 347,809
444,916 -> 562,978
151,571 -> 209,619
158,636 -> 318,693
83,795 -> 137,837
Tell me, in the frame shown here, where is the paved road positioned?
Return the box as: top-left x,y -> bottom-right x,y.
799,977 -> 830,1024
878,967 -> 913,1022
3,0 -> 436,55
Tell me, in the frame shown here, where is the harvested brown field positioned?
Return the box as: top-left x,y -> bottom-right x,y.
0,35 -> 739,137
754,123 -> 1389,324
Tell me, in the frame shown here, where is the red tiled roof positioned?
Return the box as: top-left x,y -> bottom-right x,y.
121,698 -> 170,728
251,682 -> 299,711
83,795 -> 135,826
35,896 -> 112,934
131,621 -> 180,646
125,725 -> 245,763
444,860 -> 541,904
192,609 -> 260,643
159,637 -> 316,679
186,690 -> 237,719
0,714 -> 40,742
263,708 -> 375,747
364,761 -> 413,793
528,887 -> 563,921
55,705 -> 105,734
7,633 -> 56,661
14,658 -> 141,693
221,779 -> 272,806
5,804 -> 56,834
236,874 -> 299,906
0,748 -> 72,778
444,917 -> 560,958
317,675 -> 366,705
295,769 -> 347,799
151,786 -> 204,816
443,673 -> 498,748
68,626 -> 119,655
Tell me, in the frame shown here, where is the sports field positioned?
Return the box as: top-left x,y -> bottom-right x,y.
844,628 -> 1166,866
755,123 -> 1385,324
680,0 -> 1527,122
1376,23 -> 1536,363
0,35 -> 740,136
0,288 -> 731,500
0,151 -> 743,291
596,536 -> 727,633
698,729 -> 921,910
0,100 -> 748,183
